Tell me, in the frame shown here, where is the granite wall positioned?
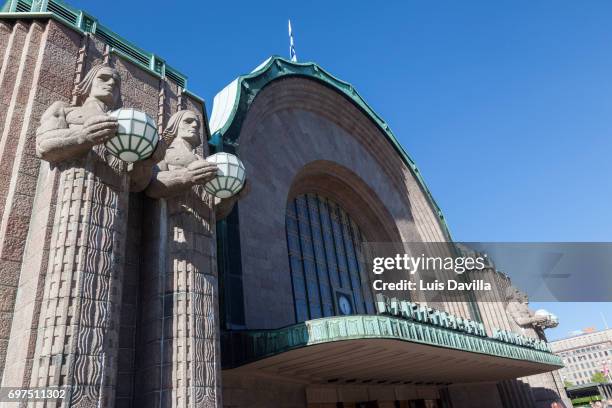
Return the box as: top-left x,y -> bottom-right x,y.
0,16 -> 208,407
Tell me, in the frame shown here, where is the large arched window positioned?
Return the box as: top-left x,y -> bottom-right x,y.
286,193 -> 374,322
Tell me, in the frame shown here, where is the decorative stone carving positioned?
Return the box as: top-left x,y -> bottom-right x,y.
137,110 -> 232,407
32,63 -> 164,407
505,286 -> 557,337
36,63 -> 168,192
145,110 -> 218,198
145,109 -> 246,217
505,287 -> 571,408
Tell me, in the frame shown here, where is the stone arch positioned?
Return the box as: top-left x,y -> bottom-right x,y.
287,159 -> 401,244
213,62 -> 455,328
210,56 -> 451,243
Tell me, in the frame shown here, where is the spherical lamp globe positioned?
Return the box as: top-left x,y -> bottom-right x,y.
204,152 -> 246,199
105,108 -> 159,162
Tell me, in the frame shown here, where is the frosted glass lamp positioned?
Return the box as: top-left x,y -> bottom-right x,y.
535,309 -> 558,326
105,108 -> 159,162
204,152 -> 246,199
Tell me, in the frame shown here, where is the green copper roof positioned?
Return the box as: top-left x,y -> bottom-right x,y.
209,56 -> 452,240
222,315 -> 564,369
0,0 -> 202,102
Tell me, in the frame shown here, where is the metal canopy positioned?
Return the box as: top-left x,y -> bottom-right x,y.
226,338 -> 561,385
222,315 -> 563,384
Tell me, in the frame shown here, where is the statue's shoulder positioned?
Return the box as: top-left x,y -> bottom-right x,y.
37,101 -> 71,135
506,301 -> 519,312
156,160 -> 170,172
42,101 -> 70,117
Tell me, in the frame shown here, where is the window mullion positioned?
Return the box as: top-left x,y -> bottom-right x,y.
290,198 -> 310,321
303,194 -> 324,318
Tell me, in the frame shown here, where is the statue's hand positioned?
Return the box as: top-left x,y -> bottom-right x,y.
80,115 -> 118,145
534,314 -> 549,324
186,160 -> 218,185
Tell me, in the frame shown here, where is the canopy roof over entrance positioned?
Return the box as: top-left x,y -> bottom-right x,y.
222,315 -> 563,384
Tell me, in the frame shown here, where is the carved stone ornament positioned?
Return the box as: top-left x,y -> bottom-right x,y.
141,109 -> 222,406
145,109 -> 247,219
30,63 -> 162,406
145,110 -> 218,198
36,63 -> 165,192
505,286 -> 557,332
36,64 -> 123,167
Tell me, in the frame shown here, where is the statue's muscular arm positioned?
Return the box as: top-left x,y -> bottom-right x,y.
507,302 -> 547,326
129,140 -> 171,192
145,159 -> 218,199
144,152 -> 248,220
36,102 -> 117,163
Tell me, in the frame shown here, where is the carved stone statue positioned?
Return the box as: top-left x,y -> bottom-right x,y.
145,109 -> 243,218
136,110 -> 239,407
506,286 -> 557,337
505,288 -> 570,408
145,109 -> 218,198
36,63 -> 166,191
32,63 -> 165,406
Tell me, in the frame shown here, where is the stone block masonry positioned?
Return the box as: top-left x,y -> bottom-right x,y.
0,15 -> 214,407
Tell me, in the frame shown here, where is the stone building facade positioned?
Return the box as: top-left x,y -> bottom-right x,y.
210,58 -> 571,408
551,328 -> 612,386
0,2 -> 217,406
0,1 -> 571,407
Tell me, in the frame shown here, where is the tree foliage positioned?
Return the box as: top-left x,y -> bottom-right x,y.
591,371 -> 607,384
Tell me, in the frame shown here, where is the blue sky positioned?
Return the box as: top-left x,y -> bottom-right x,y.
64,0 -> 612,339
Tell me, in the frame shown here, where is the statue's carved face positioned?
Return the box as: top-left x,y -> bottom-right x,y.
505,286 -> 529,304
90,67 -> 120,105
178,111 -> 201,147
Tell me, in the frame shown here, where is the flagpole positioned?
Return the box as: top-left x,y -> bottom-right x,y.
288,19 -> 297,62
